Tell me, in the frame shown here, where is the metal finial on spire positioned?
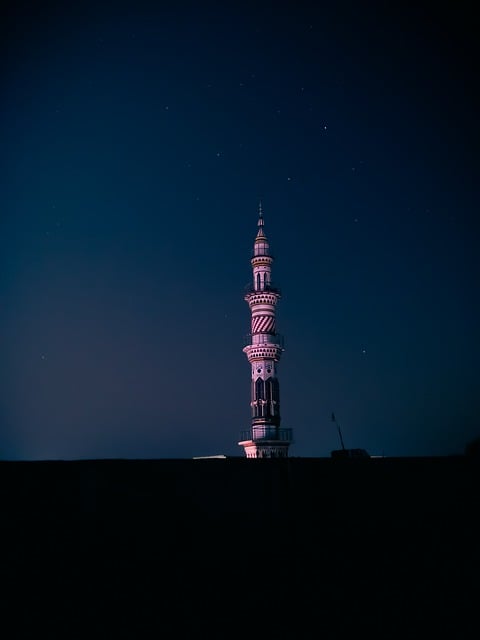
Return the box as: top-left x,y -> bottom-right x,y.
258,200 -> 264,226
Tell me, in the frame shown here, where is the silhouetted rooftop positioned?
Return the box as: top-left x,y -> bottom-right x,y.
1,455 -> 477,636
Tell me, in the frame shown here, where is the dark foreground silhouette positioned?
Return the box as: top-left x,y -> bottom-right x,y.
1,456 -> 478,637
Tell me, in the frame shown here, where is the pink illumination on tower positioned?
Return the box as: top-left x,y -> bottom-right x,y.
238,203 -> 293,458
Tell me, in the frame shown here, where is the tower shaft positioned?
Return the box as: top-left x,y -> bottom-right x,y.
238,205 -> 293,458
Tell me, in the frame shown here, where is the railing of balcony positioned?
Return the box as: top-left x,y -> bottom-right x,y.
243,333 -> 284,348
251,249 -> 274,259
244,282 -> 281,295
239,427 -> 293,442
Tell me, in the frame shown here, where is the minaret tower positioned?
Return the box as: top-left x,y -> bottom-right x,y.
239,204 -> 293,458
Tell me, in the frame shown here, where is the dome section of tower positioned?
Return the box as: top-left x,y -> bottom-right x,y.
254,209 -> 270,256
254,231 -> 270,257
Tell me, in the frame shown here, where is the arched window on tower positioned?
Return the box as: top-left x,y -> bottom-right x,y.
265,379 -> 272,402
256,273 -> 261,290
271,378 -> 279,400
255,377 -> 265,400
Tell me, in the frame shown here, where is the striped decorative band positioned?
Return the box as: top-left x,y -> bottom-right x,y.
252,315 -> 276,334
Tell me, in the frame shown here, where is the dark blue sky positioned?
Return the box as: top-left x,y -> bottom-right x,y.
1,1 -> 478,459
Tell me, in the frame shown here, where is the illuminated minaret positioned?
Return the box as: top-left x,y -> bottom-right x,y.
239,204 -> 293,458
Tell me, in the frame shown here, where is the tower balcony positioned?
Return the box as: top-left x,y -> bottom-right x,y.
244,282 -> 281,296
239,427 -> 293,443
243,333 -> 284,349
251,249 -> 274,259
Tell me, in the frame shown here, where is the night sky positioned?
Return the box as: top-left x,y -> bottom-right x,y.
1,1 -> 478,460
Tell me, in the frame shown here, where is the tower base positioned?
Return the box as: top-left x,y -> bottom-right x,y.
238,439 -> 291,459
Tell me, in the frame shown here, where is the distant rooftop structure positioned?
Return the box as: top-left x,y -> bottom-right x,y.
331,448 -> 370,459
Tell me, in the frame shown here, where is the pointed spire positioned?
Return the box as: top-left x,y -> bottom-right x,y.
254,201 -> 268,251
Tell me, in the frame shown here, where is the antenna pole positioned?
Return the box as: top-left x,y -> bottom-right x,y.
332,412 -> 346,451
